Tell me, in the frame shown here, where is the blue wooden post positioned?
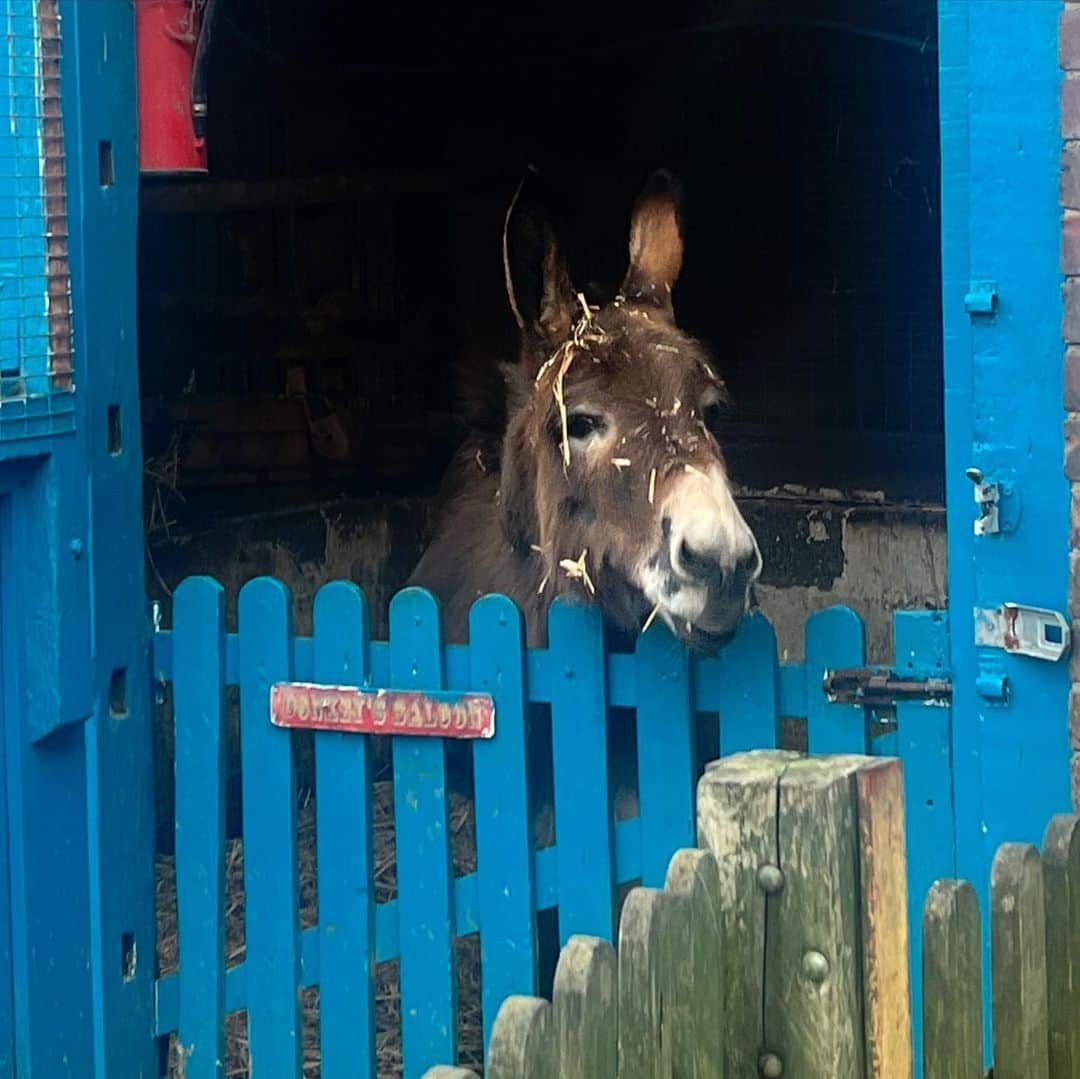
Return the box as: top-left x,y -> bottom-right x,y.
469,594 -> 538,1051
938,4 -> 1070,1062
892,608 -> 954,1071
313,581 -> 377,1079
173,577 -> 228,1078
635,621 -> 695,888
699,611 -> 781,756
238,578 -> 303,1074
547,597 -> 615,943
389,587 -> 456,1077
806,606 -> 868,754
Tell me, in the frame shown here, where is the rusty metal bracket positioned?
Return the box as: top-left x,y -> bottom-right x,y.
974,604 -> 1071,662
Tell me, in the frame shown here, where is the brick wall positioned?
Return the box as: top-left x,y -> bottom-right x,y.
1062,5 -> 1080,806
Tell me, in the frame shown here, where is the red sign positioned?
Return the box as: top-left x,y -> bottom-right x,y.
269,682 -> 495,739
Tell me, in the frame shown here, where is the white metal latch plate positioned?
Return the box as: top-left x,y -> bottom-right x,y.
974,604 -> 1071,662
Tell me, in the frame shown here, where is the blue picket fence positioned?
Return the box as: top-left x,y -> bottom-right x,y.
151,575 -> 954,1078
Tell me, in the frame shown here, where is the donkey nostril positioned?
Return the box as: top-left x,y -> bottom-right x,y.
679,541 -> 721,584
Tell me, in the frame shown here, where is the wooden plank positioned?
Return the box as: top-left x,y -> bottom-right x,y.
312,582 -> 375,1079
487,996 -> 557,1079
552,935 -> 618,1079
173,576 -> 227,1079
635,623 -> 695,887
805,606 -> 868,754
140,171 -> 449,213
237,577 -> 302,1074
892,609 -> 954,1071
618,886 -> 683,1079
922,880 -> 983,1079
665,849 -> 724,1078
547,598 -> 615,942
697,750 -> 800,1078
390,587 -> 456,1074
1042,815 -> 1080,1079
769,755 -> 873,1079
698,611 -> 781,755
854,757 -> 912,1079
469,595 -> 538,1048
991,843 -> 1049,1079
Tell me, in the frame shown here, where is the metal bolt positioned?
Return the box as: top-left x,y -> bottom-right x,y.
756,863 -> 784,894
802,949 -> 830,984
69,537 -> 83,558
759,1052 -> 783,1078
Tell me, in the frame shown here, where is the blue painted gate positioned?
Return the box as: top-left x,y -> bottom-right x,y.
152,580 -> 952,1077
0,0 -> 1071,1076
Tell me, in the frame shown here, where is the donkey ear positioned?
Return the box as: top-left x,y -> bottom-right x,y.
504,174 -> 576,344
621,170 -> 684,313
537,225 -> 575,342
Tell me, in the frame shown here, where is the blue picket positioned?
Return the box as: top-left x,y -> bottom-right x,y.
699,611 -> 782,755
892,609 -> 954,1071
237,577 -> 302,1074
389,587 -> 456,1076
469,594 -> 538,1050
547,597 -> 615,943
173,577 -> 228,1079
313,582 -> 375,1079
635,622 -> 695,888
805,605 -> 868,754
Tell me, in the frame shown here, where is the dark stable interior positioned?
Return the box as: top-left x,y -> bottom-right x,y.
138,0 -> 942,576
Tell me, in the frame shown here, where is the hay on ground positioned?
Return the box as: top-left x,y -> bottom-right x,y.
156,781 -> 482,1078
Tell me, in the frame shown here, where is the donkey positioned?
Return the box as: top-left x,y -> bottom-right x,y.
404,170 -> 763,867
408,170 -> 762,653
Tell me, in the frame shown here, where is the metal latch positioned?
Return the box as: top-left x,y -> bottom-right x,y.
975,604 -> 1071,662
824,668 -> 952,708
965,467 -> 999,536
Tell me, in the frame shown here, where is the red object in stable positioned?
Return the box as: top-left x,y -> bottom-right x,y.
135,0 -> 207,173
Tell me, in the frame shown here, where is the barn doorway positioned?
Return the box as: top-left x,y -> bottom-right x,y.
138,0 -> 944,663
139,3 -> 945,1073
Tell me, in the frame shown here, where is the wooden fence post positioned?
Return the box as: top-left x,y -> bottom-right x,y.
1042,815 -> 1080,1078
921,880 -> 983,1079
991,843 -> 1049,1079
698,750 -> 912,1079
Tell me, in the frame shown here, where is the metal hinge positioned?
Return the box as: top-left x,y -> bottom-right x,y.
965,467 -> 999,535
824,668 -> 952,708
975,604 -> 1071,662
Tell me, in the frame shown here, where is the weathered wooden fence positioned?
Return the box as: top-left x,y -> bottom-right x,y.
429,752 -> 1080,1079
424,752 -> 912,1079
152,577 -> 953,1078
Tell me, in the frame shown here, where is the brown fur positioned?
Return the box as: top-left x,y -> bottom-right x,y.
408,171 -> 739,649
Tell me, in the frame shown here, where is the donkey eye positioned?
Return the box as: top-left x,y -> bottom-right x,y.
701,393 -> 731,437
566,413 -> 606,441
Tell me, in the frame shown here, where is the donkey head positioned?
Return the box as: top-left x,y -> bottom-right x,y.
499,171 -> 762,653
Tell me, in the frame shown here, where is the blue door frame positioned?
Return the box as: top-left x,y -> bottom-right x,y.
0,0 -> 156,1074
939,0 -> 1072,1060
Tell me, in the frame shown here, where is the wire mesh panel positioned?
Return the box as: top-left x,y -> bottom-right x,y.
0,0 -> 72,407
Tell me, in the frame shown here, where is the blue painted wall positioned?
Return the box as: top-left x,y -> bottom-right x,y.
0,1 -> 156,1074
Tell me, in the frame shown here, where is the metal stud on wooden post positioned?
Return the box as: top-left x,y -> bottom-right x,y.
697,750 -> 799,1078
698,750 -> 911,1079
